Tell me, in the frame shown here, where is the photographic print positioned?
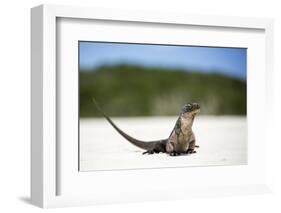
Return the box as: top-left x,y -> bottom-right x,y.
79,42 -> 247,171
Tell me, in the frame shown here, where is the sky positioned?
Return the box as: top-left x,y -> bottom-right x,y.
79,42 -> 247,80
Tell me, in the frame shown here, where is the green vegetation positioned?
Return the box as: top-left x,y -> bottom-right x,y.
80,64 -> 246,117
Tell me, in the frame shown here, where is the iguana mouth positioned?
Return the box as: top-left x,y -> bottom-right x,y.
193,108 -> 200,114
182,103 -> 200,113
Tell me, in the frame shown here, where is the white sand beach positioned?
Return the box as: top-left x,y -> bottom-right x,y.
79,116 -> 247,171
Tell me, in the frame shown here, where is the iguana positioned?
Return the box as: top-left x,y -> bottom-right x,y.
92,99 -> 200,156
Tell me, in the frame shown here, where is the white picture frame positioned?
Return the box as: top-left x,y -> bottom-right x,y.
31,4 -> 274,208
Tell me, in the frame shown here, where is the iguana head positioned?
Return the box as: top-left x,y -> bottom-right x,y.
182,103 -> 200,115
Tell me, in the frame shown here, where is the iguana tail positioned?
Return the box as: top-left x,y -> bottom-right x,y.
92,98 -> 167,151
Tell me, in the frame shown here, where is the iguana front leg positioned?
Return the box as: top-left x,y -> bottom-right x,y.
186,140 -> 198,154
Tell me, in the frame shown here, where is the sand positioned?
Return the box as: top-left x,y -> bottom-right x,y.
79,116 -> 247,171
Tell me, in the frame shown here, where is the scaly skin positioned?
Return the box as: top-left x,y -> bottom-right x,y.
93,99 -> 200,156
